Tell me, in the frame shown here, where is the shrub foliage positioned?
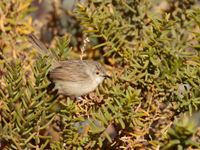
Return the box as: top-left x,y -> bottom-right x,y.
0,0 -> 200,149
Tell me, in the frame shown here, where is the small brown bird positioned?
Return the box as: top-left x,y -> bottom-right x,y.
27,34 -> 110,96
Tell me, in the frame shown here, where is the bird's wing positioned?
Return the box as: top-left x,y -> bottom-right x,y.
48,61 -> 90,82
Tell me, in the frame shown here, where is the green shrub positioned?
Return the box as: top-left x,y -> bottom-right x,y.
0,0 -> 200,149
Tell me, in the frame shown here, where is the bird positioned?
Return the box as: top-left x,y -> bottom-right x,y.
27,34 -> 110,96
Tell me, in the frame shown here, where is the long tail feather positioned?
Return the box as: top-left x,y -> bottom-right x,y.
27,33 -> 59,67
27,33 -> 51,57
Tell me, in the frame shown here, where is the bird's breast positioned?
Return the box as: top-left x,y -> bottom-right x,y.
54,79 -> 100,96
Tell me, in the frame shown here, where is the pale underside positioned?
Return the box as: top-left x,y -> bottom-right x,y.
54,79 -> 99,96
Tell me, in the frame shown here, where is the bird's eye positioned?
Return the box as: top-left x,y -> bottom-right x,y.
96,71 -> 100,75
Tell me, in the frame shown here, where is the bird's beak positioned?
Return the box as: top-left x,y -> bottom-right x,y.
103,74 -> 112,79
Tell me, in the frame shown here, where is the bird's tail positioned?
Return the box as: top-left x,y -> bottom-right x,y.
27,34 -> 54,59
27,33 -> 60,68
